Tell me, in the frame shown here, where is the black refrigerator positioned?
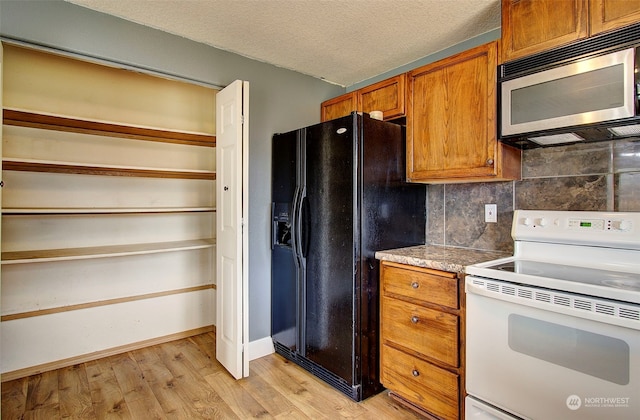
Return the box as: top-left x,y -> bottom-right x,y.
271,112 -> 426,401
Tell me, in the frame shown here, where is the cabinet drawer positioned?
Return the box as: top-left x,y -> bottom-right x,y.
381,296 -> 458,366
382,263 -> 458,309
381,344 -> 459,420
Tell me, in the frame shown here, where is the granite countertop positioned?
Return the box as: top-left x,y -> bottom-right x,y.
375,244 -> 511,274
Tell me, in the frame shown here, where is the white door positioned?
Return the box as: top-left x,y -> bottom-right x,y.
216,80 -> 249,379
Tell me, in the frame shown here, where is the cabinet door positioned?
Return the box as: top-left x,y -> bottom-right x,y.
359,74 -> 406,120
320,91 -> 358,122
501,0 -> 588,62
407,41 -> 515,183
590,0 -> 640,35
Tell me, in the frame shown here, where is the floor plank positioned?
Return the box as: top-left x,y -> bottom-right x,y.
85,357 -> 132,419
25,371 -> 59,415
2,333 -> 425,419
108,352 -> 166,419
58,364 -> 95,419
236,370 -> 306,418
130,346 -> 192,419
1,377 -> 28,420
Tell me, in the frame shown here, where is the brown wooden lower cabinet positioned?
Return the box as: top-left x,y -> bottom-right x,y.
380,261 -> 465,420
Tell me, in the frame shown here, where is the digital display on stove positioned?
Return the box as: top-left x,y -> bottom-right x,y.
568,218 -> 604,230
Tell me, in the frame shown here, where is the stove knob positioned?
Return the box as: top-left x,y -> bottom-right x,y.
538,217 -> 549,227
523,217 -> 532,226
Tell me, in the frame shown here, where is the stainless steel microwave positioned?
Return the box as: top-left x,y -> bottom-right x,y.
498,23 -> 640,148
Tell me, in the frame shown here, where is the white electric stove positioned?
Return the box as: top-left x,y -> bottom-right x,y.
465,210 -> 640,420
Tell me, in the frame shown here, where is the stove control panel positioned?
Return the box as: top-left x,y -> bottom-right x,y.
567,218 -> 606,230
513,210 -> 639,249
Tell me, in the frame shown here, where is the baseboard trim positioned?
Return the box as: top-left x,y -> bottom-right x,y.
247,336 -> 274,361
0,325 -> 214,382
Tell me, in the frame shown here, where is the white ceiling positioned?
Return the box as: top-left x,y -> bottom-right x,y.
66,0 -> 501,87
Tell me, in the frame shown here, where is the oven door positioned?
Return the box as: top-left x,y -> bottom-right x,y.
466,276 -> 640,420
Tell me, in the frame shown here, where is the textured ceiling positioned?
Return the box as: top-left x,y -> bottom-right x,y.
66,0 -> 501,87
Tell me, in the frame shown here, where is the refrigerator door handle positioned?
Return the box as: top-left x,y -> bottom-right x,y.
293,188 -> 307,264
300,195 -> 310,258
271,202 -> 277,250
291,186 -> 301,262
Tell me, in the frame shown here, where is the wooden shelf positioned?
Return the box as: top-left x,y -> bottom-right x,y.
1,238 -> 216,265
2,207 -> 216,215
2,158 -> 216,180
3,109 -> 216,147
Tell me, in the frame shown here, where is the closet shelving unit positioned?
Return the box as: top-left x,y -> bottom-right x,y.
2,108 -> 216,267
1,107 -> 218,379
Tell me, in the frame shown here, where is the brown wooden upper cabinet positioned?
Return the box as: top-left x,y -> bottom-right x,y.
591,0 -> 640,34
320,74 -> 405,121
502,0 -> 640,62
406,41 -> 521,184
320,91 -> 357,122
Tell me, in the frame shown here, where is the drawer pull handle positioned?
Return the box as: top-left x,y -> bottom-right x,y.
411,316 -> 419,324
411,282 -> 419,289
412,369 -> 420,377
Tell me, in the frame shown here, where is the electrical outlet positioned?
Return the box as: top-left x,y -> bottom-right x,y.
485,204 -> 497,223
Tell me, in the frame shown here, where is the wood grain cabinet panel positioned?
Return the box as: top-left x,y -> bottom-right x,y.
382,264 -> 458,309
320,74 -> 406,121
320,91 -> 358,122
407,41 -> 521,184
381,344 -> 459,420
502,0 -> 640,63
379,261 -> 465,419
501,0 -> 588,62
381,297 -> 458,366
359,74 -> 406,120
590,0 -> 640,35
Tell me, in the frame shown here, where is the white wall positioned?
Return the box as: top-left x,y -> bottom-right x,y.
0,0 -> 344,343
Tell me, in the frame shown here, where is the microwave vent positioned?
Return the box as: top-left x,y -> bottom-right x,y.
501,22 -> 640,79
608,124 -> 640,136
528,132 -> 585,146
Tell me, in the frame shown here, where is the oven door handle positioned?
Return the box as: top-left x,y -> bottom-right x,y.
465,276 -> 640,331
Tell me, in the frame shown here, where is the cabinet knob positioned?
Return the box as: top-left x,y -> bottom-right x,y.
412,369 -> 420,377
486,158 -> 494,166
224,186 -> 229,191
411,281 -> 419,289
411,316 -> 419,324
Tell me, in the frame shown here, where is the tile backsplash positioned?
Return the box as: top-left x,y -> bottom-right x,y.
426,138 -> 640,253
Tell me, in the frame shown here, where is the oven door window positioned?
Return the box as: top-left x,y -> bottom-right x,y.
509,314 -> 629,385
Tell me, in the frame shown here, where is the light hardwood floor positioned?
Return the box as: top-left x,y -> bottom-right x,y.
1,332 -> 425,419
